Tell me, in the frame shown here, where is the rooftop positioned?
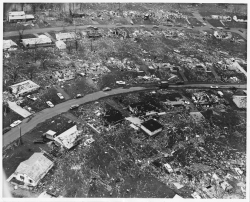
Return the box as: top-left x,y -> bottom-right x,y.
9,80 -> 40,96
22,35 -> 52,46
3,40 -> 18,50
141,119 -> 163,132
55,32 -> 77,41
14,153 -> 53,182
54,125 -> 82,149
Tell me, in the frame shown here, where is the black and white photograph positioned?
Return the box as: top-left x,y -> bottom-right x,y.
1,2 -> 248,200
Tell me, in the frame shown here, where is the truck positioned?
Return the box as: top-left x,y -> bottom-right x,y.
158,81 -> 169,89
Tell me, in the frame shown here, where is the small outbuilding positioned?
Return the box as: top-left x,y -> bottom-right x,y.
9,80 -> 40,97
3,40 -> 18,51
140,119 -> 163,136
55,40 -> 67,50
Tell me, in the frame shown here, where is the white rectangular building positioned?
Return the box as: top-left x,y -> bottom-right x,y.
54,125 -> 82,149
9,80 -> 40,97
55,32 -> 77,41
8,11 -> 34,22
21,35 -> 52,48
10,153 -> 54,186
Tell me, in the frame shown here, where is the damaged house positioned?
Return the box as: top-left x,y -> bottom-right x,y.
140,119 -> 163,136
7,153 -> 54,187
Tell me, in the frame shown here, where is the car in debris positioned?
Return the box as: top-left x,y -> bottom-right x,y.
175,81 -> 184,85
130,20 -> 134,25
70,104 -> 79,110
210,86 -> 219,89
116,81 -> 126,85
210,27 -> 215,30
184,100 -> 190,105
57,93 -> 64,100
27,95 -> 37,101
93,26 -> 98,30
102,87 -> 111,92
75,94 -> 83,98
10,120 -> 22,128
46,101 -> 54,108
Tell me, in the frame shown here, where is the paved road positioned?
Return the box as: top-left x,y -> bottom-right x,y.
3,83 -> 246,147
3,86 -> 155,147
3,22 -> 247,40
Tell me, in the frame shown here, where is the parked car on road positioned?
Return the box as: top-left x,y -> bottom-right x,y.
210,86 -> 219,89
103,87 -> 111,91
70,104 -> 79,110
10,120 -> 22,128
3,127 -> 11,134
57,93 -> 64,100
75,94 -> 83,98
46,101 -> 54,108
239,29 -> 243,33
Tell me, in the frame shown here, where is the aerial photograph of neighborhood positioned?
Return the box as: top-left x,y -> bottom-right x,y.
2,2 -> 248,199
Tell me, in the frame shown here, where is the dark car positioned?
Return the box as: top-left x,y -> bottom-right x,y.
3,127 -> 11,134
176,81 -> 184,85
224,27 -> 230,30
239,29 -> 243,33
70,104 -> 79,110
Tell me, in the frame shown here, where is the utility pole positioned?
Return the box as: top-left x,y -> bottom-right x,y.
19,126 -> 23,145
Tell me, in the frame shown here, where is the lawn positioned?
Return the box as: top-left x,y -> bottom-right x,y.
206,19 -> 224,27
223,21 -> 247,29
3,114 -> 75,178
19,87 -> 66,112
187,17 -> 203,26
63,77 -> 97,98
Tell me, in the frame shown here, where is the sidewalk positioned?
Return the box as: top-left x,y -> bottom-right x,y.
8,101 -> 32,118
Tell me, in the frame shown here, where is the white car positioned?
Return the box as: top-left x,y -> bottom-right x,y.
116,81 -> 126,85
27,95 -> 37,101
70,104 -> 79,110
210,86 -> 219,89
102,87 -> 111,92
140,25 -> 145,28
46,101 -> 54,108
57,93 -> 64,100
10,120 -> 22,128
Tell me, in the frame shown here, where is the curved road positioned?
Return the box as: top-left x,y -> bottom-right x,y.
3,83 -> 246,147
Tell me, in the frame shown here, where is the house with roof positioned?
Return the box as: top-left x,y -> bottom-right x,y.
9,80 -> 40,97
233,95 -> 246,108
140,119 -> 163,136
55,32 -> 77,41
129,102 -> 157,116
21,35 -> 52,48
7,153 -> 54,186
3,40 -> 18,51
54,125 -> 83,149
8,11 -> 34,22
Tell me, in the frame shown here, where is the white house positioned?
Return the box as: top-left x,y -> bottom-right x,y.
54,125 -> 83,149
9,80 -> 40,97
233,95 -> 246,108
8,11 -> 34,22
55,32 -> 77,41
9,153 -> 54,186
140,119 -> 163,136
21,35 -> 52,48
